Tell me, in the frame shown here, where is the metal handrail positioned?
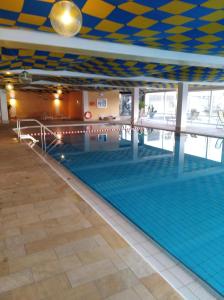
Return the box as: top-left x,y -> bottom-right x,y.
16,119 -> 60,152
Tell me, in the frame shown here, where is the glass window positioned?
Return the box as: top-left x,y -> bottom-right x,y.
145,91 -> 177,121
210,90 -> 224,125
145,88 -> 224,126
187,91 -> 211,124
145,92 -> 164,120
165,91 -> 177,118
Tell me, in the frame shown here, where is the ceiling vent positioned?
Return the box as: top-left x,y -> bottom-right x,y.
18,71 -> 32,84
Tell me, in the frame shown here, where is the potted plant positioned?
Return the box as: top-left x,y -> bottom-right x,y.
148,105 -> 157,119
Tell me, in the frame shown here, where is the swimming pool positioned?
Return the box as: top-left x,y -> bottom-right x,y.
46,125 -> 224,296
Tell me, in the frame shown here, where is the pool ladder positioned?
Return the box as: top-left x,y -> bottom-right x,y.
16,119 -> 61,152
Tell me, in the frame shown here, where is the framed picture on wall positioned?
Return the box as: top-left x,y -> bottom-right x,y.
97,98 -> 107,108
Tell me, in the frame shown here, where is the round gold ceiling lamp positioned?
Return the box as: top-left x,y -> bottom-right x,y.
50,0 -> 82,37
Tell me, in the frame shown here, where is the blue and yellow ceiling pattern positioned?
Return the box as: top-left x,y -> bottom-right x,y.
1,1 -> 224,83
1,0 -> 224,56
1,46 -> 224,82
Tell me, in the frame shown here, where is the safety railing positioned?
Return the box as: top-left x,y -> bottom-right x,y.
16,119 -> 60,152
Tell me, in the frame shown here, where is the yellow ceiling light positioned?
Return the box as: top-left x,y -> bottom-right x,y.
5,83 -> 14,91
50,0 -> 82,37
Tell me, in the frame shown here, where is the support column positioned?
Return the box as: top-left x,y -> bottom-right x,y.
82,91 -> 89,120
131,87 -> 139,125
0,89 -> 9,124
176,82 -> 188,132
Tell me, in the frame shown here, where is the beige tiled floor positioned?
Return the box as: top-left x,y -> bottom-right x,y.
0,125 -> 182,300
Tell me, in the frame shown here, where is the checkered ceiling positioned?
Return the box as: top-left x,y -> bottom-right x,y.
1,0 -> 224,56
2,1 -> 224,83
2,47 -> 224,82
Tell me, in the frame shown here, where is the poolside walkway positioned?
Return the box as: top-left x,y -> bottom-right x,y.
0,125 -> 182,300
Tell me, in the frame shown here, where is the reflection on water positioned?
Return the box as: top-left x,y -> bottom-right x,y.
143,127 -> 223,162
48,125 -> 224,183
46,125 -> 224,163
47,125 -> 224,296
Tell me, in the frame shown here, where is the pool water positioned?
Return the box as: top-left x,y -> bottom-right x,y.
47,125 -> 224,296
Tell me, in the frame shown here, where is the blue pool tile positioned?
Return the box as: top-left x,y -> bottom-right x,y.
47,126 -> 224,297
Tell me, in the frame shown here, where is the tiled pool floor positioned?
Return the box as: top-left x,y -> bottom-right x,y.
0,125 -> 182,300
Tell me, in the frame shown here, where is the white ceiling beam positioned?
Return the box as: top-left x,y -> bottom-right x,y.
5,69 -> 224,87
6,69 -> 177,83
28,82 -> 139,88
1,28 -> 224,69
